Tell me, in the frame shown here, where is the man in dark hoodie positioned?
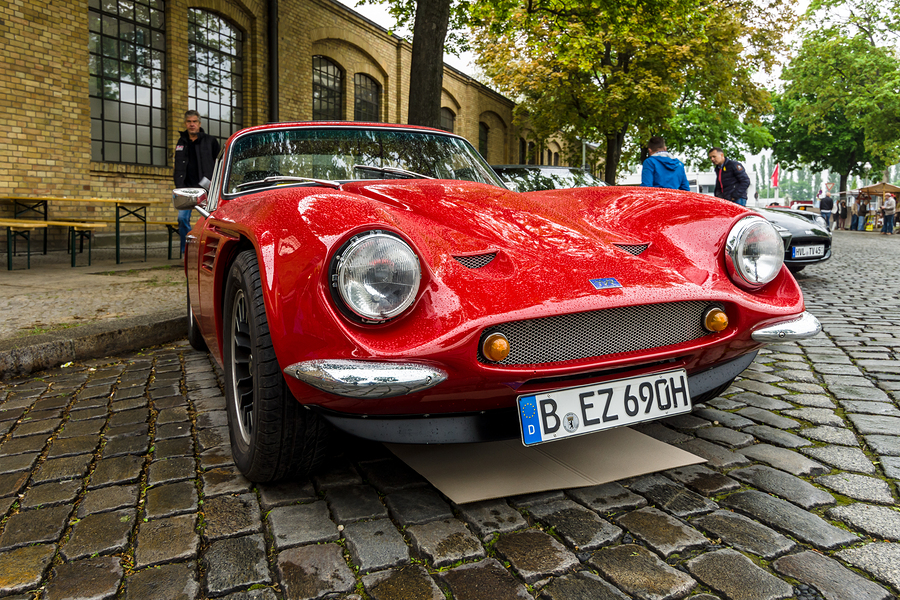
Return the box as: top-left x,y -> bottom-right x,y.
641,136 -> 690,191
173,110 -> 220,253
708,147 -> 751,206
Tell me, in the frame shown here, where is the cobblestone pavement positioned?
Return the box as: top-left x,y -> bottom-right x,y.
1,230 -> 900,600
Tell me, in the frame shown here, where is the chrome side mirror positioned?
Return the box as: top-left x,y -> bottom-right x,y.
172,188 -> 211,218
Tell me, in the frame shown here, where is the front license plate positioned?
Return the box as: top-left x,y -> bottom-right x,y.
517,369 -> 691,446
792,245 -> 824,258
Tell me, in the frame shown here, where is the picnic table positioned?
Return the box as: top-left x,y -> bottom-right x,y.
0,196 -> 173,264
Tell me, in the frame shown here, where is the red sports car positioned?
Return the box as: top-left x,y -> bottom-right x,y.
173,122 -> 820,481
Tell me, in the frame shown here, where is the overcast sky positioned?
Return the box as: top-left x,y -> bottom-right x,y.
336,0 -> 478,72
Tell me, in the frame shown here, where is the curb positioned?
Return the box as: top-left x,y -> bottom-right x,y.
0,309 -> 186,381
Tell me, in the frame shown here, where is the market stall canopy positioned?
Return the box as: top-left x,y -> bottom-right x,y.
856,182 -> 900,195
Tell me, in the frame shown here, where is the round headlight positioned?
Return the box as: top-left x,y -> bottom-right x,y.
725,216 -> 784,290
335,232 -> 421,321
815,216 -> 827,229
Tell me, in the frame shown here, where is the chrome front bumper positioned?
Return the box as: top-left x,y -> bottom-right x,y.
284,359 -> 447,399
750,311 -> 821,343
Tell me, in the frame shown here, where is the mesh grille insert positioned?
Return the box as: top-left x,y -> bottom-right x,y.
454,253 -> 497,269
615,243 -> 649,256
480,301 -> 712,366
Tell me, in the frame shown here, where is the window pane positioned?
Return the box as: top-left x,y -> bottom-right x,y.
440,108 -> 455,133
479,122 -> 489,158
188,9 -> 243,144
89,0 -> 166,165
312,56 -> 343,120
353,74 -> 380,122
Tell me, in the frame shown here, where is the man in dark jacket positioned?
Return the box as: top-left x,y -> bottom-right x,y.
818,192 -> 834,229
708,147 -> 751,205
641,136 -> 690,191
174,110 -> 220,253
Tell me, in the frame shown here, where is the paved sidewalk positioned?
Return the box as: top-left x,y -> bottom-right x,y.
1,230 -> 899,599
0,244 -> 186,380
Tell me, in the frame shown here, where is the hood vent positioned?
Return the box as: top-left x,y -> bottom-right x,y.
454,253 -> 497,269
615,243 -> 649,256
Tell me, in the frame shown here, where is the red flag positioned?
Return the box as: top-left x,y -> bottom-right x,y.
771,163 -> 780,188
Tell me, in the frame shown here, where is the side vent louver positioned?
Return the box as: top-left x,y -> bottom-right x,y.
453,253 -> 497,269
614,243 -> 649,256
202,238 -> 219,271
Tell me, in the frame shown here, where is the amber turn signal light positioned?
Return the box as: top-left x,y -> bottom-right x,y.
482,333 -> 511,362
704,307 -> 729,332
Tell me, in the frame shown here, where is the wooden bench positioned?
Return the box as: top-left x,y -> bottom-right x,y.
81,218 -> 181,260
1,196 -> 164,264
0,219 -> 47,270
0,219 -> 106,268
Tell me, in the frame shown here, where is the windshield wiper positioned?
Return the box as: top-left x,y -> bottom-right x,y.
353,165 -> 434,180
236,175 -> 342,190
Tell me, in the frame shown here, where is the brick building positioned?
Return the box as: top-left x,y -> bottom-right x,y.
0,0 -> 539,250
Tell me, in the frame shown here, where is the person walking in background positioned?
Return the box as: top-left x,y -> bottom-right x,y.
819,192 -> 834,230
174,110 -> 220,254
857,195 -> 869,231
837,199 -> 848,230
850,196 -> 860,230
881,193 -> 895,235
708,147 -> 751,205
640,136 -> 690,191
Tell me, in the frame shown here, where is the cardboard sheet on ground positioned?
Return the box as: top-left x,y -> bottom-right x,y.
387,427 -> 705,504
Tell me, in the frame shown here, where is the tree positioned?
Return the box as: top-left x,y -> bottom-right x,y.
469,0 -> 796,182
777,0 -> 900,172
770,93 -> 887,194
359,0 -> 472,127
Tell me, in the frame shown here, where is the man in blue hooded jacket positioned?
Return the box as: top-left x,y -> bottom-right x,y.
641,136 -> 690,191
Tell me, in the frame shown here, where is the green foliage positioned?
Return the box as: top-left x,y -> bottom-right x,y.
776,0 -> 900,181
667,104 -> 773,169
468,0 -> 796,181
771,88 -> 889,193
356,0 -> 474,55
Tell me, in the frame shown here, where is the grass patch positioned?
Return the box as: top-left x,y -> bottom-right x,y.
15,322 -> 85,338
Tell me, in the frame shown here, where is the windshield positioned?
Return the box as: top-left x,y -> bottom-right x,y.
496,167 -> 606,192
224,127 -> 505,194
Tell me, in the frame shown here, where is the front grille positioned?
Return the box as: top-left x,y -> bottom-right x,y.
614,243 -> 649,256
479,301 -> 712,366
454,253 -> 496,269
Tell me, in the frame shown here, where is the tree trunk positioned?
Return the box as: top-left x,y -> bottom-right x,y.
839,170 -> 849,194
603,127 -> 626,184
407,0 -> 451,128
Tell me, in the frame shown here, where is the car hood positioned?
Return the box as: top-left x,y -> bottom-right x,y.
218,181 -> 782,328
756,207 -> 831,237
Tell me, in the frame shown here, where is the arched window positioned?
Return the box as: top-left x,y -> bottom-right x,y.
354,74 -> 381,121
313,57 -> 344,120
188,9 -> 243,140
89,0 -> 167,165
527,142 -> 536,165
440,107 -> 455,133
479,122 -> 489,158
519,138 -> 527,164
553,152 -> 560,166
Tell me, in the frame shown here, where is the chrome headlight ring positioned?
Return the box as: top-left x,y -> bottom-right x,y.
331,231 -> 421,322
725,216 -> 785,291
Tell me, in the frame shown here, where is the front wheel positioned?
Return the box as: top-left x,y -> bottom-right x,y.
787,265 -> 805,273
223,249 -> 332,481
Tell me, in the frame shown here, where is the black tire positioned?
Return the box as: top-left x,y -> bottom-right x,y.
223,249 -> 332,481
187,283 -> 207,352
787,265 -> 805,273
